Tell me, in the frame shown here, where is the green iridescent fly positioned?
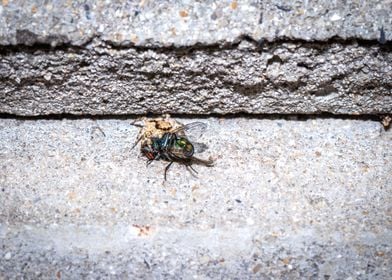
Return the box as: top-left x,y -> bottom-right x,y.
132,120 -> 214,180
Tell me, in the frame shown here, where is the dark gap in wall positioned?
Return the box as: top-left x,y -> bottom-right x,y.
0,112 -> 383,122
0,35 -> 391,56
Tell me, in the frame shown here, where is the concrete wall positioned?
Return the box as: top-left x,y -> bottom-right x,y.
1,118 -> 391,278
0,0 -> 391,116
1,2 -> 392,278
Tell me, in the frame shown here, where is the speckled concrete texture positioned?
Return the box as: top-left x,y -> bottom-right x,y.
0,117 -> 391,278
1,41 -> 391,116
1,1 -> 391,116
0,0 -> 390,46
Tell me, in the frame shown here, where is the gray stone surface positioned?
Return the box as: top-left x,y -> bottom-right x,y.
0,0 -> 391,47
1,41 -> 391,116
1,1 -> 391,116
1,117 -> 391,278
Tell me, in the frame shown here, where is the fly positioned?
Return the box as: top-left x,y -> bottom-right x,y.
132,116 -> 214,180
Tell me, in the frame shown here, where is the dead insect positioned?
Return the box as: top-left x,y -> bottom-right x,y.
131,116 -> 214,180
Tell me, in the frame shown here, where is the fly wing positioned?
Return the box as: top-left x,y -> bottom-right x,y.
172,122 -> 207,142
192,142 -> 208,154
167,145 -> 189,160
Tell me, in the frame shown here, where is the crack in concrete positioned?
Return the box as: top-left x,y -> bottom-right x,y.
0,36 -> 391,54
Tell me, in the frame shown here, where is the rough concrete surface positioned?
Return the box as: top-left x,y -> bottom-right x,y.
0,0 -> 390,47
1,1 -> 391,116
1,41 -> 391,116
0,117 -> 391,278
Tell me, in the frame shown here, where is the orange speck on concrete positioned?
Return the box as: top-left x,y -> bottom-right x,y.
230,1 -> 238,10
375,251 -> 385,257
133,225 -> 152,237
131,34 -> 138,44
67,191 -> 77,200
179,10 -> 188,17
170,188 -> 177,196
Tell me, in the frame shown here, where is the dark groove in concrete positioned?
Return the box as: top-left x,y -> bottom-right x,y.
0,36 -> 391,56
0,112 -> 384,122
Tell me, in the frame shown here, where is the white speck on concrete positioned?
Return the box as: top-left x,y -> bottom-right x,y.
4,252 -> 11,260
330,14 -> 341,21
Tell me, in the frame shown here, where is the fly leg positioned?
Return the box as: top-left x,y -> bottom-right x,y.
130,119 -> 145,150
186,164 -> 198,177
131,135 -> 143,150
130,119 -> 144,128
164,161 -> 174,181
187,164 -> 198,174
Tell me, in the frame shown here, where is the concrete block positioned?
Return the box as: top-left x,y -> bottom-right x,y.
0,1 -> 391,116
0,117 -> 391,278
0,0 -> 390,47
1,41 -> 391,116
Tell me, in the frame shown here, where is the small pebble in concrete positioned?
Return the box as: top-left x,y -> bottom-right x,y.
4,252 -> 11,260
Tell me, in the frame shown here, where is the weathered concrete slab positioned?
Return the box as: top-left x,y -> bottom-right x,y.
1,41 -> 391,116
0,117 -> 391,278
0,0 -> 390,47
0,1 -> 391,116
